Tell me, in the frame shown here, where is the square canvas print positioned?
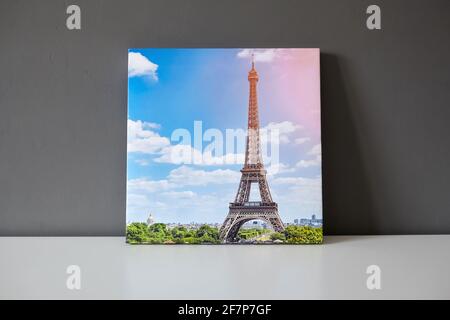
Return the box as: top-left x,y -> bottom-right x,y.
127,48 -> 322,244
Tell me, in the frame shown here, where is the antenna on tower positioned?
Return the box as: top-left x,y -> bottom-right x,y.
251,52 -> 255,69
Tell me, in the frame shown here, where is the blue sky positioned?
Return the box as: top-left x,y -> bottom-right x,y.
127,48 -> 322,224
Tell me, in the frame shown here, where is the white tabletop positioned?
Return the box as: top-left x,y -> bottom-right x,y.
0,235 -> 449,299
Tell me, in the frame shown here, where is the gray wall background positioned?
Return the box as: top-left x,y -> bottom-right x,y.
0,0 -> 449,236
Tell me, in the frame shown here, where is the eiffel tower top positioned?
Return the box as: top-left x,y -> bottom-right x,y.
244,55 -> 263,168
248,54 -> 259,81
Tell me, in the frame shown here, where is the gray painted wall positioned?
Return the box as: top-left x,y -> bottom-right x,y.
0,0 -> 449,236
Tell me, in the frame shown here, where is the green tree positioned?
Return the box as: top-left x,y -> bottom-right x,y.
126,223 -> 150,243
196,225 -> 219,239
146,223 -> 169,243
270,232 -> 286,241
284,226 -> 322,244
171,226 -> 188,239
127,223 -> 224,245
148,223 -> 168,234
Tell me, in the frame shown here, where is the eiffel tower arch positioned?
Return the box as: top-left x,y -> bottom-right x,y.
219,57 -> 284,243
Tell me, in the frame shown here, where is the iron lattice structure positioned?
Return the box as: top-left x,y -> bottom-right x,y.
219,60 -> 285,242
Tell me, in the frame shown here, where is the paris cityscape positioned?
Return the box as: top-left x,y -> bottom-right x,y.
127,213 -> 322,244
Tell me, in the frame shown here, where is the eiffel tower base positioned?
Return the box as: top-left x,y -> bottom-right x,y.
219,203 -> 285,243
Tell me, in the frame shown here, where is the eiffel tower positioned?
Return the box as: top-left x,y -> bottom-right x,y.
219,57 -> 285,243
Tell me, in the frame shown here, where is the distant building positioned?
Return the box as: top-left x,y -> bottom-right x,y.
164,222 -> 222,230
241,220 -> 264,229
310,214 -> 322,226
147,213 -> 155,225
298,214 -> 322,227
299,218 -> 309,225
294,219 -> 299,225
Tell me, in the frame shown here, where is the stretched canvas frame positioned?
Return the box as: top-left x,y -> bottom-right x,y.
127,48 -> 323,244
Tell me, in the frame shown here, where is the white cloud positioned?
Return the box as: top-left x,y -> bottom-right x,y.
261,121 -> 301,145
272,176 -> 321,188
308,144 -> 322,156
237,49 -> 282,63
205,152 -> 245,166
168,166 -> 240,186
295,137 -> 311,145
128,51 -> 158,80
126,193 -> 153,220
135,159 -> 150,166
126,194 -> 168,223
154,144 -> 245,166
129,119 -> 301,166
127,193 -> 151,208
153,144 -> 199,164
126,165 -> 241,221
128,119 -> 170,154
128,166 -> 240,194
273,176 -> 323,218
128,190 -> 227,224
295,144 -> 322,168
266,162 -> 296,176
127,177 -> 173,193
160,190 -> 197,199
296,156 -> 321,168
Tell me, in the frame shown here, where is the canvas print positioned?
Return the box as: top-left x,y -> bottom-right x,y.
127,48 -> 322,244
